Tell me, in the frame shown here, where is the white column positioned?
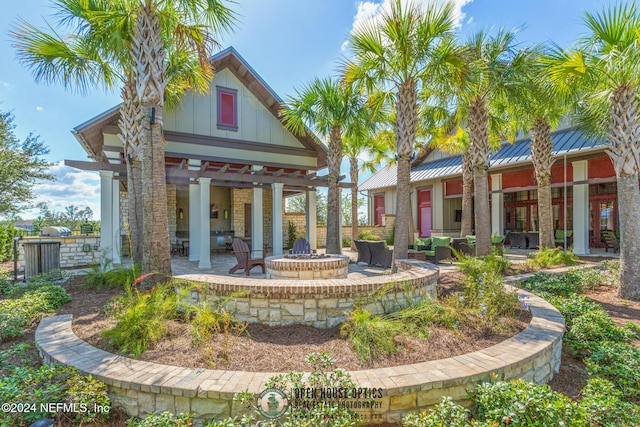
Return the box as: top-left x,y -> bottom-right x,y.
271,182 -> 284,255
198,177 -> 211,269
252,166 -> 264,257
306,189 -> 317,249
572,160 -> 590,255
491,173 -> 504,236
99,170 -> 114,265
188,182 -> 200,262
432,182 -> 445,233
111,178 -> 121,264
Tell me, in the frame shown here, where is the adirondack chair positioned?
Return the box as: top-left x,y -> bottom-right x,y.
292,237 -> 311,254
229,238 -> 266,276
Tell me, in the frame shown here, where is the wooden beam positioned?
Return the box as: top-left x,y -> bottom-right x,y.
199,162 -> 209,172
64,159 -> 126,173
255,168 -> 266,176
164,151 -> 317,171
286,171 -> 301,178
303,172 -> 316,179
238,165 -> 249,174
178,159 -> 187,170
219,163 -> 230,173
272,169 -> 285,177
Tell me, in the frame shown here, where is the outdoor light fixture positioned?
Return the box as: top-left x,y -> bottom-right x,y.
224,209 -> 229,219
178,208 -> 184,219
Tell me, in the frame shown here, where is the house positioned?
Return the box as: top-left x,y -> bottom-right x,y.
360,127 -> 617,255
13,220 -> 34,232
66,47 -> 349,267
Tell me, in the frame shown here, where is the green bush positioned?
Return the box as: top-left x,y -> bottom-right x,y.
565,311 -> 638,354
585,342 -> 640,401
0,284 -> 71,341
542,294 -> 602,329
403,397 -> 470,427
83,261 -> 140,290
0,222 -> 21,263
102,283 -> 180,356
340,307 -> 404,363
358,230 -> 381,241
526,247 -> 578,269
474,380 -> 581,426
127,411 -> 193,427
0,344 -> 110,426
521,272 -> 583,297
578,377 -> 640,426
456,253 -> 510,281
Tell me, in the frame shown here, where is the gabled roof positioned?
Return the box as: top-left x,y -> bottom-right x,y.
359,128 -> 606,191
72,46 -> 328,168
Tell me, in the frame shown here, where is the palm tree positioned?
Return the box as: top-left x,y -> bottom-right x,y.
504,47 -> 570,249
457,29 -> 528,255
345,0 -> 464,262
546,2 -> 640,300
281,76 -> 365,254
12,0 -> 236,274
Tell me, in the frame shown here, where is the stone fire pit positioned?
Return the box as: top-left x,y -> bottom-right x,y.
265,254 -> 350,280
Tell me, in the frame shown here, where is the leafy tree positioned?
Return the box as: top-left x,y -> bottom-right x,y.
285,192 -> 327,225
0,110 -> 52,217
33,202 -> 96,231
344,0 -> 465,262
545,2 -> 640,299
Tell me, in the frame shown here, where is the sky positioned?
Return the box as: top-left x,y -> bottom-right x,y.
0,0 -> 607,220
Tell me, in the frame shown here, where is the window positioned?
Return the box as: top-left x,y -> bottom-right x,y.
217,87 -> 238,131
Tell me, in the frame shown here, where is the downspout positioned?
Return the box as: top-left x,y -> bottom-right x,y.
563,154 -> 567,251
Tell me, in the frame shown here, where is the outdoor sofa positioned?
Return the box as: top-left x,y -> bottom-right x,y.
412,236 -> 452,264
354,240 -> 393,268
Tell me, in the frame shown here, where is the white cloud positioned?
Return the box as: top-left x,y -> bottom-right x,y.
343,0 -> 474,51
25,162 -> 101,219
36,106 -> 44,112
1,80 -> 14,90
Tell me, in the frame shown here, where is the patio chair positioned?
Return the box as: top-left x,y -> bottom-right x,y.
292,237 -> 311,254
368,241 -> 393,268
354,240 -> 372,265
229,238 -> 266,276
602,230 -> 620,253
527,232 -> 539,249
509,232 -> 527,249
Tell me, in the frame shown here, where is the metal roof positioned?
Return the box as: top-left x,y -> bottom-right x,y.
359,128 -> 606,191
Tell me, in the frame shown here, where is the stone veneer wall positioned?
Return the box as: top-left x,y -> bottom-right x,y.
180,259 -> 438,328
18,236 -> 101,269
167,185 -> 177,245
35,283 -> 564,426
231,188 -> 276,247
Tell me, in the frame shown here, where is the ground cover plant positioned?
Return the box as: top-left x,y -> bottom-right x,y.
403,261 -> 640,427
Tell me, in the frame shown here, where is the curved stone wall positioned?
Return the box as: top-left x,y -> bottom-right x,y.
35,288 -> 564,426
180,259 -> 439,328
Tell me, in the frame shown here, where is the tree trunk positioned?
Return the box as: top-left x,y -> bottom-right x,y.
119,75 -> 143,265
394,79 -> 418,264
468,97 -> 491,255
607,83 -> 640,300
460,150 -> 473,237
530,119 -> 554,249
133,5 -> 171,274
325,127 -> 343,254
350,155 -> 359,251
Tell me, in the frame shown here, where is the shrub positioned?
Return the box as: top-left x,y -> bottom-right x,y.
565,311 -> 638,354
585,342 -> 640,401
526,247 -> 578,269
127,411 -> 193,427
542,294 -> 602,329
403,397 -> 470,427
0,284 -> 71,341
456,253 -> 509,281
358,230 -> 381,241
473,380 -> 580,426
521,272 -> 583,297
0,344 -> 111,426
83,260 -> 140,290
287,221 -> 299,249
102,283 -> 180,356
340,307 -> 403,363
578,377 -> 640,426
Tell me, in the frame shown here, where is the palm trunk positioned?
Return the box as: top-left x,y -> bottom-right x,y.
394,79 -> 418,263
350,155 -> 359,251
325,127 -> 343,254
468,97 -> 491,255
460,150 -> 473,237
134,5 -> 171,274
608,84 -> 640,300
119,75 -> 143,264
530,119 -> 554,249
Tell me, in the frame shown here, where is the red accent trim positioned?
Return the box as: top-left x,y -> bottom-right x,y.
445,179 -> 463,196
374,194 -> 384,226
502,168 -> 536,189
219,91 -> 236,127
418,189 -> 432,237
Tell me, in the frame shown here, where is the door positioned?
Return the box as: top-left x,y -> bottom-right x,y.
374,194 -> 385,226
418,189 -> 432,237
244,203 -> 251,237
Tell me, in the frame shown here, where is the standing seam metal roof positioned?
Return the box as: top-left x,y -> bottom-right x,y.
359,128 -> 606,191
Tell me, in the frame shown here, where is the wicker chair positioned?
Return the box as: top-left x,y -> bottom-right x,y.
229,238 -> 265,276
602,230 -> 620,253
354,240 -> 372,265
368,241 -> 393,268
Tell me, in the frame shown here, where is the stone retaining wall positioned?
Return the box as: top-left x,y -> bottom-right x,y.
35,285 -> 564,426
179,259 -> 438,328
